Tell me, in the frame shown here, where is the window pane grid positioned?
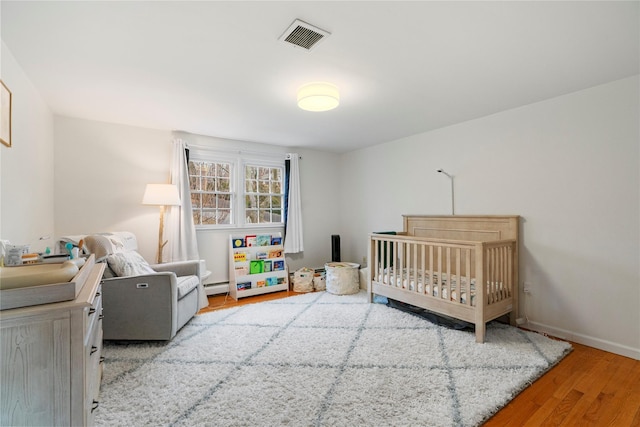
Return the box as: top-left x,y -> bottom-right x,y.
189,160 -> 233,225
244,164 -> 284,225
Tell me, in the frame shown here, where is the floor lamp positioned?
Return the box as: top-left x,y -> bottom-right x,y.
142,184 -> 181,264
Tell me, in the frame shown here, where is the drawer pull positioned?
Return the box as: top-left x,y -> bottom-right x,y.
95,291 -> 101,297
90,346 -> 98,355
91,400 -> 99,413
88,308 -> 96,316
136,283 -> 149,289
99,314 -> 104,320
100,356 -> 105,364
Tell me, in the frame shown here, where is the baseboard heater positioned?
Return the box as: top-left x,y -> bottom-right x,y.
204,282 -> 229,296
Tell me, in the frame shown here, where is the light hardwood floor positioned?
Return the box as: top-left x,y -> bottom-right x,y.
200,291 -> 640,426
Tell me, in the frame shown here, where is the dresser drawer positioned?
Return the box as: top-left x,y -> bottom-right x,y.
84,285 -> 102,346
85,327 -> 103,425
84,282 -> 103,426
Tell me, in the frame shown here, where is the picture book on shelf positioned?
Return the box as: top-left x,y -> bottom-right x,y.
266,277 -> 278,286
271,236 -> 282,245
268,249 -> 283,258
256,235 -> 271,246
257,280 -> 266,288
234,252 -> 247,262
273,260 -> 285,271
232,238 -> 245,248
263,260 -> 272,272
237,282 -> 251,291
249,260 -> 264,274
245,235 -> 257,247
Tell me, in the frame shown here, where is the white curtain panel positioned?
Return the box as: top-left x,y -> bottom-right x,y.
284,153 -> 304,254
168,139 -> 208,309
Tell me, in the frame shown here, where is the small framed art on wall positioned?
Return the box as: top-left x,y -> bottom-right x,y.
1,80 -> 12,147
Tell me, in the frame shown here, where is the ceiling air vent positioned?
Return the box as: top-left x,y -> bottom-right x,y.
279,19 -> 330,51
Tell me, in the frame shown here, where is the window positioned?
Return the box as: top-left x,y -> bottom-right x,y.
188,153 -> 284,228
245,165 -> 283,224
189,161 -> 232,225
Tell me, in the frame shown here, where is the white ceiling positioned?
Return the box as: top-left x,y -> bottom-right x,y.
1,1 -> 638,153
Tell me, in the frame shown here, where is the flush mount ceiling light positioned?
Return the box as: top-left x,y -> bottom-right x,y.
297,82 -> 339,112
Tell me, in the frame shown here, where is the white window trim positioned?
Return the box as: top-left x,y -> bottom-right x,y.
189,148 -> 285,230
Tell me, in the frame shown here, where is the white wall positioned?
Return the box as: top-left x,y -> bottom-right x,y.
54,116 -> 173,261
0,41 -> 54,253
339,76 -> 640,359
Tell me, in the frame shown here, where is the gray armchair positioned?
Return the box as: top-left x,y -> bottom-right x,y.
84,232 -> 203,340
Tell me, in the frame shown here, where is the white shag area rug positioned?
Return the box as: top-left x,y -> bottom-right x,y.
96,290 -> 571,427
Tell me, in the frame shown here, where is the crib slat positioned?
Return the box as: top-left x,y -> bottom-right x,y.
497,247 -> 502,300
392,241 -> 397,288
429,245 -> 434,297
421,243 -> 426,294
465,249 -> 471,306
492,247 -> 497,303
437,246 -> 442,299
508,246 -> 513,297
496,247 -> 500,300
455,248 -> 461,304
411,243 -> 420,292
404,242 -> 408,290
374,239 -> 379,283
492,247 -> 497,302
502,247 -> 507,299
404,242 -> 410,291
442,246 -> 453,300
485,246 -> 491,305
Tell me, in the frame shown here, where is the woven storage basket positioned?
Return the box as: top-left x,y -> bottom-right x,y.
325,262 -> 360,295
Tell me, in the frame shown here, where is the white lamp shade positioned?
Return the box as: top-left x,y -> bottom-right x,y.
297,82 -> 339,112
142,184 -> 181,206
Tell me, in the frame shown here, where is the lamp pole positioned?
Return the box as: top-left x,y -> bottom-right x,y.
157,205 -> 167,264
437,169 -> 455,215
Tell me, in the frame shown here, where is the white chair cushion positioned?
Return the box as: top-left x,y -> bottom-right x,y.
107,251 -> 156,277
176,275 -> 200,300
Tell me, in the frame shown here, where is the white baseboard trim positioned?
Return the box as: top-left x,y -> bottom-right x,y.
527,320 -> 640,360
204,283 -> 229,296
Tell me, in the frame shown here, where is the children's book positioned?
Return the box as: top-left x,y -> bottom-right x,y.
237,282 -> 251,291
273,260 -> 285,271
232,238 -> 245,248
234,252 -> 247,262
245,235 -> 257,247
266,277 -> 278,286
271,236 -> 282,245
256,235 -> 271,246
268,249 -> 283,258
263,260 -> 272,272
250,260 -> 264,274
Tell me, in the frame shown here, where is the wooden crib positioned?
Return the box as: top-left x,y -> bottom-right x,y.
368,215 -> 519,343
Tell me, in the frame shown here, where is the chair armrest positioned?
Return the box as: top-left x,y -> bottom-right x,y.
151,260 -> 201,278
102,271 -> 177,287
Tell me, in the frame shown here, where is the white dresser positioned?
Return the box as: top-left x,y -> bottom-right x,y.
0,256 -> 105,426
